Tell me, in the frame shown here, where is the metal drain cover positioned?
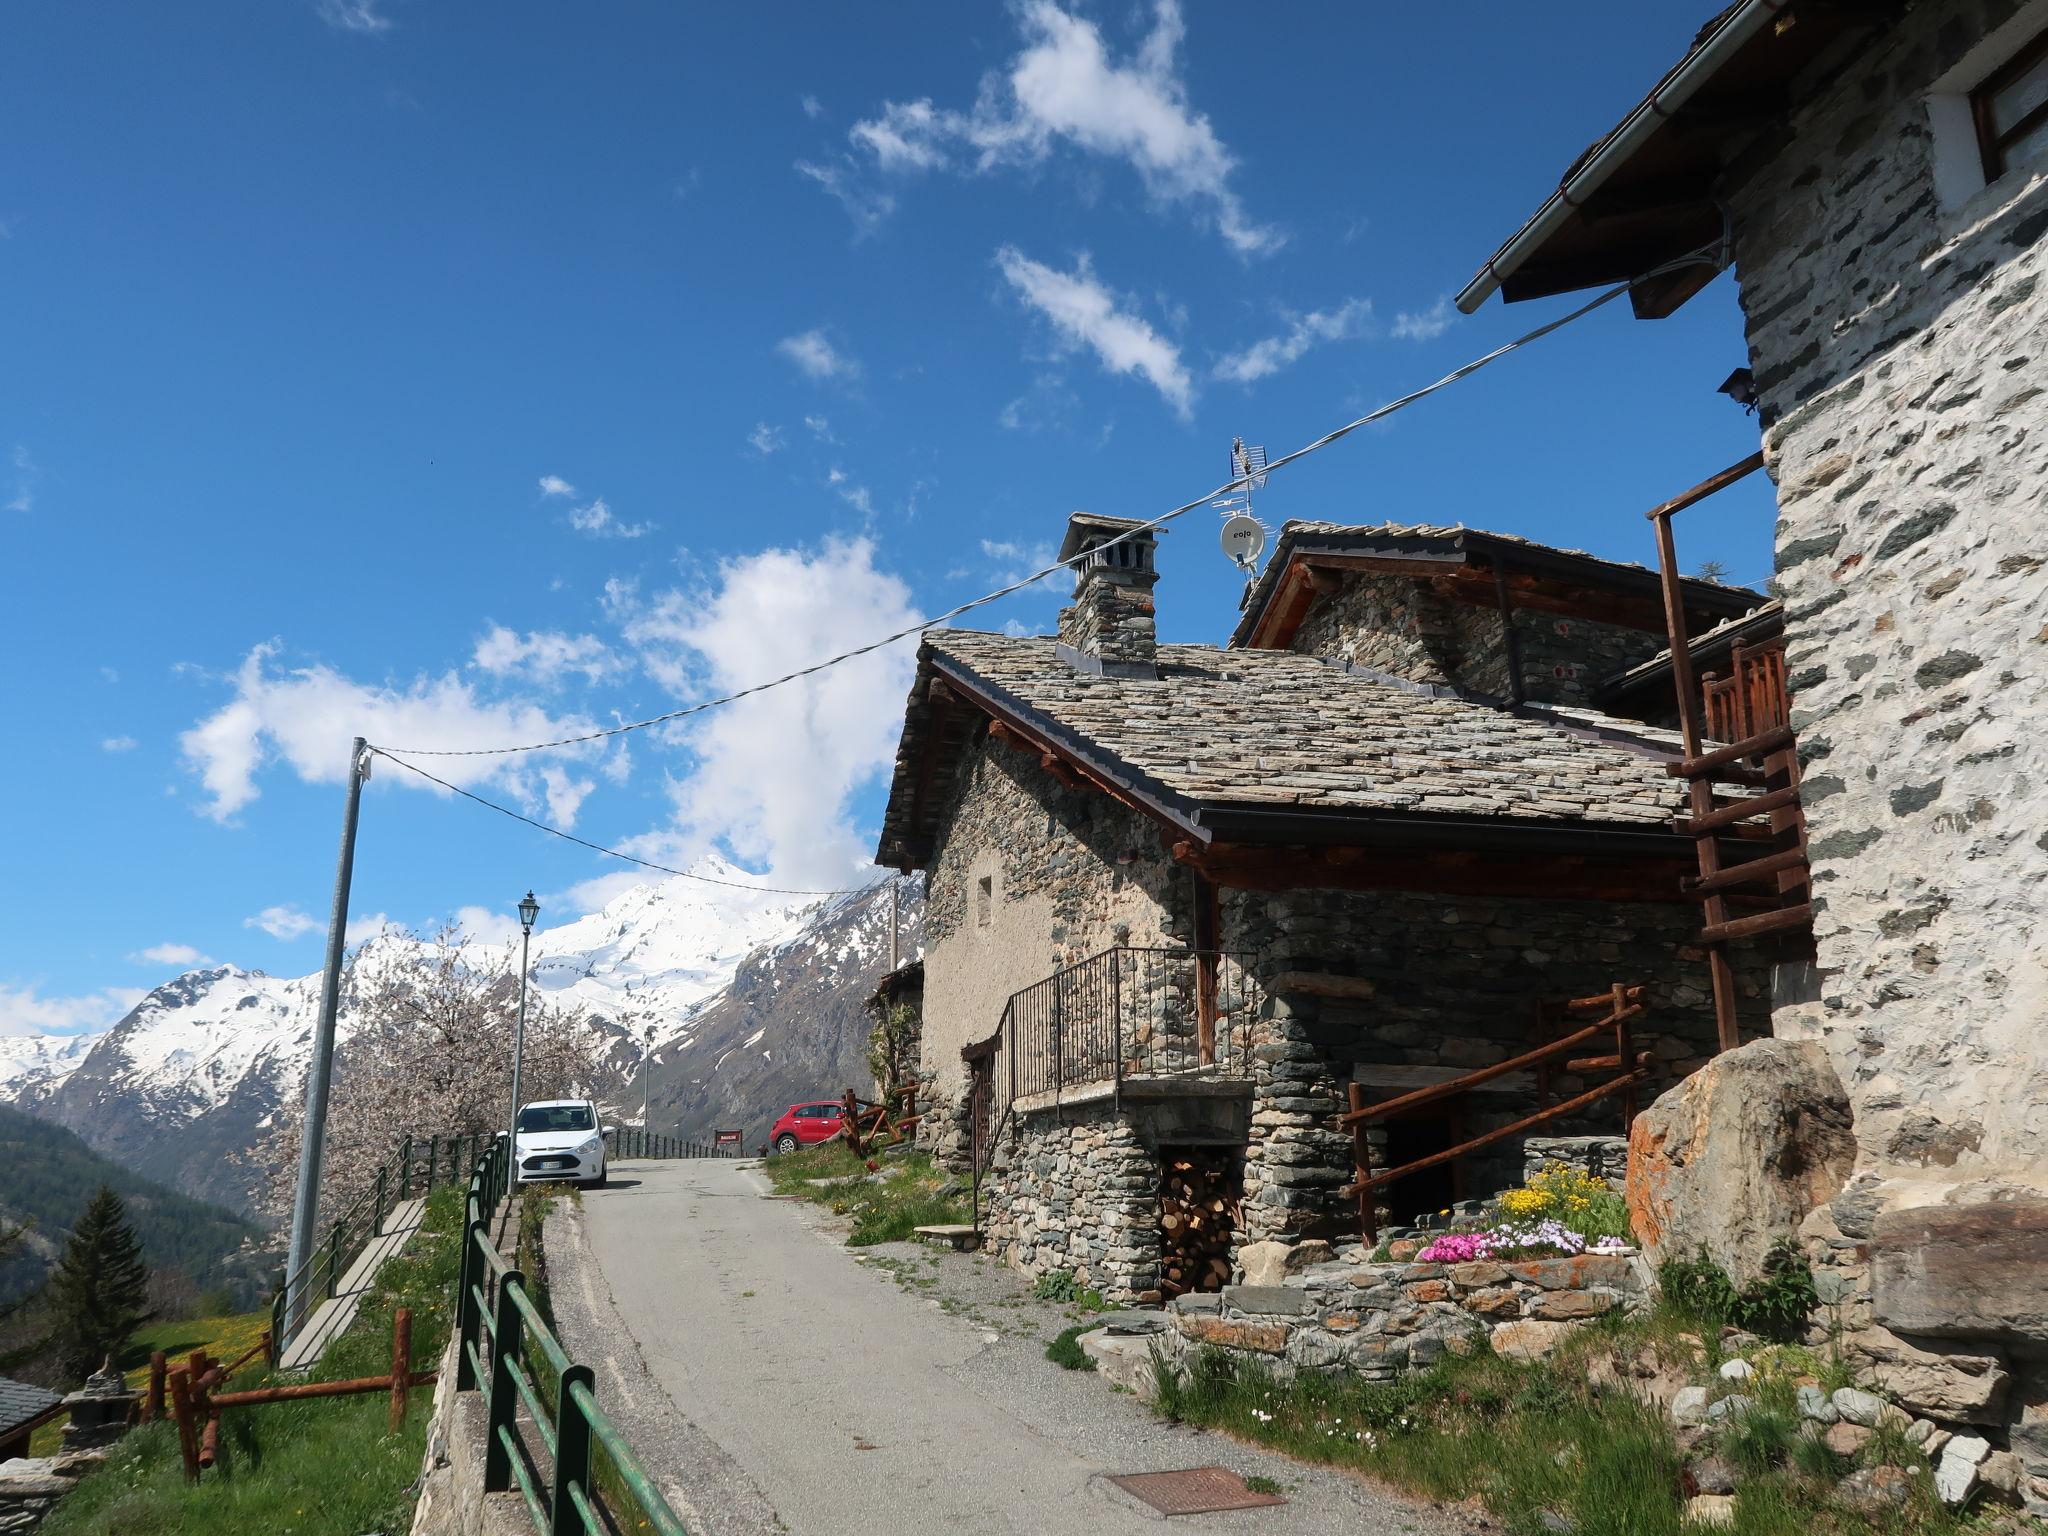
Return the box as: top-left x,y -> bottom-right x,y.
1106,1467 -> 1286,1516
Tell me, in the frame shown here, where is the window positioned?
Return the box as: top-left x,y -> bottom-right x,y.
1972,26 -> 2048,179
976,874 -> 994,928
517,1104 -> 594,1133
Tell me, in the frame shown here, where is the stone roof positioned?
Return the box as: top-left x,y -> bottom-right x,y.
0,1375 -> 61,1436
1228,519 -> 1762,649
878,628 -> 1698,868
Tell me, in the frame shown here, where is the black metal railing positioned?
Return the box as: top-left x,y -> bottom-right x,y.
271,1130 -> 477,1366
997,946 -> 1262,1106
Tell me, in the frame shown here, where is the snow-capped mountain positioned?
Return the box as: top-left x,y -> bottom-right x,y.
0,858 -> 921,1219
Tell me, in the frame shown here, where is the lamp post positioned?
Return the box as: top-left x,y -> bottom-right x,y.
508,891 -> 540,1168
641,1024 -> 655,1130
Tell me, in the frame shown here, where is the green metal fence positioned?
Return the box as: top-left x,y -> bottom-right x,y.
270,1131 -> 478,1366
459,1133 -> 728,1536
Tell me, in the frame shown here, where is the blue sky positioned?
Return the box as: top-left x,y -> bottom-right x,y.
0,0 -> 1778,1033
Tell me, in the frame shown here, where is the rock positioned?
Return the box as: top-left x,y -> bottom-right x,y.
1078,1329 -> 1161,1400
1719,1359 -> 1754,1382
1220,1285 -> 1315,1317
1447,1261 -> 1510,1288
1386,1238 -> 1423,1261
1624,1039 -> 1856,1274
1824,1422 -> 1874,1456
1672,1386 -> 1711,1427
1944,1434 -> 1991,1467
1981,1450 -> 2024,1501
1689,1456 -> 1740,1496
1935,1444 -> 1982,1506
1797,1385 -> 1838,1422
1530,1290 -> 1613,1321
1906,1417 -> 1935,1444
1491,1320 -> 1571,1362
1706,1394 -> 1755,1423
1538,1512 -> 1572,1534
1832,1386 -> 1886,1426
1853,1325 -> 2012,1423
1180,1317 -> 1291,1353
1236,1239 -> 1333,1286
1837,1466 -> 1914,1517
1874,1197 -> 2048,1347
1683,1494 -> 1736,1527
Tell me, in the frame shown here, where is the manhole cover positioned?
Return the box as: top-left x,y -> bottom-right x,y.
1106,1467 -> 1286,1516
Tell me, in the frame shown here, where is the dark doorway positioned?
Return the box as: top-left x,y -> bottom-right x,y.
1380,1113 -> 1459,1225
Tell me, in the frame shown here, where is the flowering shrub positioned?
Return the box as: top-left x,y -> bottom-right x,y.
1492,1163 -> 1633,1245
1414,1221 -> 1633,1263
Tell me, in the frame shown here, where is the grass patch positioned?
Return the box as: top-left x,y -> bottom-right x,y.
1148,1322 -> 1966,1536
1046,1324 -> 1098,1371
764,1140 -> 969,1248
44,1182 -> 465,1536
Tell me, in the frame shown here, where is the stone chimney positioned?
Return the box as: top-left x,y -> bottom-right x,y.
1055,512 -> 1161,678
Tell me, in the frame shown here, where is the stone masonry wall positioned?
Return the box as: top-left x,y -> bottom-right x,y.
981,1096 -> 1163,1303
1163,1251 -> 1648,1383
1723,0 -> 2048,1182
916,734 -> 1190,1145
1287,571 -> 1667,708
1224,886 -> 1772,1243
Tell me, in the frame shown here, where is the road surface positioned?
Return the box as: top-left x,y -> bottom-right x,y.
547,1158 -> 1459,1536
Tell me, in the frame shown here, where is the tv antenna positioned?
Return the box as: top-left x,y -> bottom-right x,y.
1215,436 -> 1270,571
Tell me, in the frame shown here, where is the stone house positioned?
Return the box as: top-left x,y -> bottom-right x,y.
1457,0 -> 2048,1501
876,510 -> 1781,1303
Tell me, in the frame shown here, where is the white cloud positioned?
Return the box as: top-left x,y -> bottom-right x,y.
131,943 -> 214,969
345,912 -> 396,945
604,536 -> 920,887
246,904 -> 321,941
7,445 -> 35,515
996,248 -> 1192,417
1214,298 -> 1373,385
826,467 -> 874,517
537,474 -> 578,498
802,94 -> 824,120
1392,297 -> 1455,342
777,328 -> 861,382
315,0 -> 390,33
178,642 -> 605,824
803,414 -> 835,442
747,422 -> 785,456
101,735 -> 137,753
793,161 -> 896,238
0,981 -> 142,1037
566,496 -> 653,540
452,905 -> 523,945
840,1 -> 1278,255
471,626 -> 620,687
980,538 -> 1058,587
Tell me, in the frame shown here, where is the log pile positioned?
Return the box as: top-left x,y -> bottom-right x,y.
1157,1151 -> 1240,1298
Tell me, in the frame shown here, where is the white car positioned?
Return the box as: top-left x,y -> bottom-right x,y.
515,1098 -> 610,1188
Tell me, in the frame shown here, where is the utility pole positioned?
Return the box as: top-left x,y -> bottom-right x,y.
508,892 -> 539,1161
285,737 -> 370,1332
889,878 -> 900,972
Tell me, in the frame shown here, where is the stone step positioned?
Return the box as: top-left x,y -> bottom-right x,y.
913,1224 -> 983,1251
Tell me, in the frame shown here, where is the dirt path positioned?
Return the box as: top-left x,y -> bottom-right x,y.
547,1157 -> 1462,1536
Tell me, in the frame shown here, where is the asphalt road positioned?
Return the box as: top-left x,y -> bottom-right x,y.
548,1158 -> 1463,1536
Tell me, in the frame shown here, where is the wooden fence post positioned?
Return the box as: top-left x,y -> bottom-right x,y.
168,1368 -> 200,1482
145,1351 -> 167,1423
389,1306 -> 413,1432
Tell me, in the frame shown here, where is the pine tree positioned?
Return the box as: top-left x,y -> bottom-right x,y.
47,1186 -> 153,1381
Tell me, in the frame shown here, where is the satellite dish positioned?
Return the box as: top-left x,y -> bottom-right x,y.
1220,514 -> 1266,570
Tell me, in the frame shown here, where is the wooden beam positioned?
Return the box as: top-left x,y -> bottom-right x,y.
1340,1013 -> 1628,1125
1699,903 -> 1812,944
1345,1071 -> 1649,1196
1679,785 -> 1801,837
1190,843 -> 1697,904
1667,726 -> 1797,778
1682,846 -> 1808,896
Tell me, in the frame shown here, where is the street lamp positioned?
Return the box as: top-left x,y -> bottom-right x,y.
508,891 -> 540,1171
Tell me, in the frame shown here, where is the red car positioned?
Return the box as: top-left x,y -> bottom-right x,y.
770,1100 -> 845,1155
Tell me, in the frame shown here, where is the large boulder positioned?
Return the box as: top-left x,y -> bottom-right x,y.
1873,1197 -> 2048,1347
1625,1039 -> 1856,1275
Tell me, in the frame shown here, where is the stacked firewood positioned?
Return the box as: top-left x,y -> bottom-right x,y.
1158,1154 -> 1239,1298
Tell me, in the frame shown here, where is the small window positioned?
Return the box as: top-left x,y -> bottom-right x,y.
1973,27 -> 2048,179
976,875 -> 994,928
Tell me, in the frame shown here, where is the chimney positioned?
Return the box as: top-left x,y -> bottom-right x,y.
1055,512 -> 1161,679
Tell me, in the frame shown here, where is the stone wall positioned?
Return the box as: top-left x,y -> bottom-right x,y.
1726,0 -> 2048,1185
979,1096 -> 1163,1303
917,734 -> 1191,1118
409,1333 -> 530,1536
1285,570 -> 1666,707
1161,1251 -> 1649,1382
1225,885 -> 1772,1243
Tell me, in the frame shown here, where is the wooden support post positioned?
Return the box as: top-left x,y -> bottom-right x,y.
1611,982 -> 1637,1127
1347,1081 -> 1375,1243
168,1369 -> 201,1483
389,1306 -> 413,1432
144,1351 -> 167,1424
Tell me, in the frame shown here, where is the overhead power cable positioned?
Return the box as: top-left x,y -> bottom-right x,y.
367,746 -> 894,899
378,243 -> 1725,762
